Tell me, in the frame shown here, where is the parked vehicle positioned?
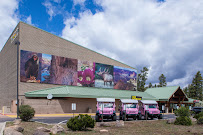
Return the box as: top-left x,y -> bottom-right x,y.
95,98 -> 116,122
139,100 -> 162,120
119,99 -> 141,121
192,107 -> 203,114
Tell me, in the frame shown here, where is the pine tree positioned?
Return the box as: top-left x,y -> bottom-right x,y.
158,74 -> 167,87
189,71 -> 202,100
137,67 -> 148,92
183,86 -> 189,97
149,83 -> 152,88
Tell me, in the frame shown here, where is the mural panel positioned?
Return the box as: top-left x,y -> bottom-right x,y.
95,63 -> 114,89
41,53 -> 52,83
77,60 -> 95,87
49,56 -> 78,85
114,66 -> 137,90
20,50 -> 42,83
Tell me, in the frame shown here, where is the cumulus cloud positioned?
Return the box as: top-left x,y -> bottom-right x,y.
0,0 -> 19,51
62,0 -> 203,88
43,0 -> 64,21
26,15 -> 32,25
73,0 -> 86,6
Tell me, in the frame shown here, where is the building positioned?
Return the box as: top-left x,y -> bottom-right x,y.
0,22 -> 194,114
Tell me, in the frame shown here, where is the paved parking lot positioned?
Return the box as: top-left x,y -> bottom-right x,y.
0,113 -> 175,124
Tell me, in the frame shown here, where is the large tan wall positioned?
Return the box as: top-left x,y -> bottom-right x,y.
19,22 -> 135,94
1,22 -> 136,113
0,25 -> 19,110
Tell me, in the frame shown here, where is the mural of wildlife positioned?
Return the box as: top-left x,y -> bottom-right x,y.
114,66 -> 137,90
95,63 -> 114,89
20,50 -> 42,83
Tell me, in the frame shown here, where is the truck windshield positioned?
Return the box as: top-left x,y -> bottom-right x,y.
125,104 -> 137,108
149,104 -> 157,108
99,103 -> 114,108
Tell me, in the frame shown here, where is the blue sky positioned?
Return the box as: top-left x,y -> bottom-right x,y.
0,0 -> 203,88
18,0 -> 103,36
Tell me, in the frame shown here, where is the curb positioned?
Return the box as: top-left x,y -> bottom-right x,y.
0,122 -> 6,135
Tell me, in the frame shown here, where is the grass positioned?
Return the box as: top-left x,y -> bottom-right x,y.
6,120 -> 203,135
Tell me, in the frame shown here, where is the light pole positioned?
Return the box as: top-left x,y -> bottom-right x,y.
15,41 -> 20,119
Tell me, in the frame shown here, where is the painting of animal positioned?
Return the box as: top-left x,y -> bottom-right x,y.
95,63 -> 114,89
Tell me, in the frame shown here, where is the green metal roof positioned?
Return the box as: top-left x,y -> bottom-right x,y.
145,86 -> 180,100
25,85 -> 156,100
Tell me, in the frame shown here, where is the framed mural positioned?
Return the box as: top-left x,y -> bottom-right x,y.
20,50 -> 137,91
95,63 -> 114,89
41,53 -> 52,83
114,66 -> 137,90
49,56 -> 78,85
20,50 -> 42,83
77,60 -> 95,87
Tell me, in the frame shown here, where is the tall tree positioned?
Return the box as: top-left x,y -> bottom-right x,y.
183,86 -> 189,97
189,71 -> 203,100
137,67 -> 148,92
149,82 -> 152,88
158,74 -> 167,87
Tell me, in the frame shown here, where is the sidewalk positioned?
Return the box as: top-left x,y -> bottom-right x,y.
1,113 -> 174,118
0,122 -> 6,135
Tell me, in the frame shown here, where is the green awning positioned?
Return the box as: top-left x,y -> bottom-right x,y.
25,85 -> 157,100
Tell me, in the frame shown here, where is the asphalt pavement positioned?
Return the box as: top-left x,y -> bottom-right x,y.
0,113 -> 176,124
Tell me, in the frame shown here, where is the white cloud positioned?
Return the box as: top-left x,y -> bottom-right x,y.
73,0 -> 86,6
26,15 -> 32,25
62,0 -> 203,88
43,0 -> 65,21
0,0 -> 19,51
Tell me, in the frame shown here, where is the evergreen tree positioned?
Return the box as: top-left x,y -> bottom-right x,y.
158,74 -> 167,87
137,67 -> 148,92
149,83 -> 152,88
183,86 -> 189,97
154,84 -> 157,88
189,71 -> 203,100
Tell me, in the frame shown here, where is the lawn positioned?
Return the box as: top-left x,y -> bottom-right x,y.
6,120 -> 203,135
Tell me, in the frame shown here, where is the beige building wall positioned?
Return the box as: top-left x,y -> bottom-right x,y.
0,25 -> 19,110
1,22 -> 136,113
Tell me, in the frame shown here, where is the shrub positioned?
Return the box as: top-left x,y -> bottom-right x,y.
194,112 -> 203,120
174,116 -> 192,126
67,114 -> 95,131
174,107 -> 190,117
19,105 -> 35,121
197,116 -> 203,124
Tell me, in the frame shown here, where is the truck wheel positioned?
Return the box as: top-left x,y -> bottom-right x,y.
138,114 -> 142,120
133,117 -> 136,120
123,115 -> 126,121
119,114 -> 122,120
113,115 -> 117,121
95,115 -> 100,122
158,115 -> 162,119
145,113 -> 148,120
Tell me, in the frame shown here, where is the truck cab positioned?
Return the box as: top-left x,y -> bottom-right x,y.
139,100 -> 162,120
119,99 -> 141,121
95,98 -> 116,122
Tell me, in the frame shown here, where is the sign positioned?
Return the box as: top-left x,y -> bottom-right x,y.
11,28 -> 19,43
72,103 -> 76,111
193,100 -> 199,103
47,94 -> 53,99
131,96 -> 142,100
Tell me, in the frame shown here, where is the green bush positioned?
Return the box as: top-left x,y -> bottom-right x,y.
174,116 -> 192,126
19,105 -> 35,121
174,107 -> 190,117
67,114 -> 95,131
194,112 -> 203,120
197,116 -> 203,124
